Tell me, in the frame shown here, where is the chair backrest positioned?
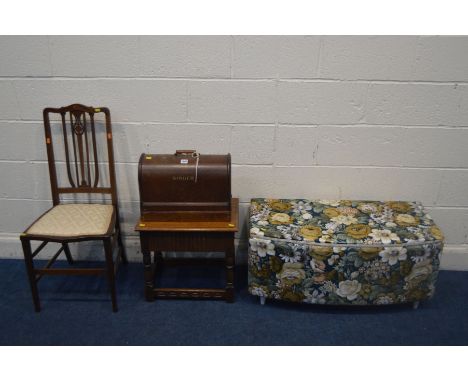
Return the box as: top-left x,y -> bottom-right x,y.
43,104 -> 118,206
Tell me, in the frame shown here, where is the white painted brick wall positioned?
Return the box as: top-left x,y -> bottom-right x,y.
278,81 -> 368,124
187,80 -> 277,123
1,36 -> 468,269
366,83 -> 468,126
0,36 -> 51,77
274,125 -> 318,166
232,36 -> 321,78
49,36 -> 140,77
138,36 -> 232,78
13,79 -> 188,122
318,36 -> 421,80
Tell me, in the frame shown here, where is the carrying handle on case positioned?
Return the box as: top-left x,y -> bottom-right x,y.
175,150 -> 198,157
175,150 -> 200,182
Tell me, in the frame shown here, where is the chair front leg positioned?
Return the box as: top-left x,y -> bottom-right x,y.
103,238 -> 118,312
21,238 -> 41,312
117,228 -> 128,264
62,243 -> 74,265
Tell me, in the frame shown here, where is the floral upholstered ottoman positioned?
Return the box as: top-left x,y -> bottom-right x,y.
248,199 -> 444,308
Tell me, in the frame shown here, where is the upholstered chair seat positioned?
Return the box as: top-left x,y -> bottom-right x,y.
26,204 -> 114,238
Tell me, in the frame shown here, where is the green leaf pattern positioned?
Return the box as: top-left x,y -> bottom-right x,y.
248,199 -> 443,305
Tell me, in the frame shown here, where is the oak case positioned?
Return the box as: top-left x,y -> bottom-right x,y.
138,150 -> 231,222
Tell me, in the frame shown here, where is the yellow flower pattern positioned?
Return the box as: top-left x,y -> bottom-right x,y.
249,199 -> 444,306
346,224 -> 372,239
299,225 -> 322,240
250,198 -> 442,245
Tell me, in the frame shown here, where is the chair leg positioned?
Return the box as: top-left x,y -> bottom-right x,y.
103,238 -> 118,312
62,243 -> 74,265
117,229 -> 128,265
21,238 -> 41,312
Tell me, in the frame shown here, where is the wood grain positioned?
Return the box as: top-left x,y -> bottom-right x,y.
135,198 -> 239,232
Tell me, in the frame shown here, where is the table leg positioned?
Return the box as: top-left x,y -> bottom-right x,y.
225,237 -> 235,303
143,250 -> 154,301
154,251 -> 163,264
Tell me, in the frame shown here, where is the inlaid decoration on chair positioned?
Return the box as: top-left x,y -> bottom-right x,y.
20,104 -> 128,312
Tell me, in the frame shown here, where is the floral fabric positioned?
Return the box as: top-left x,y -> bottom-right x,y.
248,199 -> 444,306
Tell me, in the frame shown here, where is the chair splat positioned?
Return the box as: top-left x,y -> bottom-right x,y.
45,104 -> 111,199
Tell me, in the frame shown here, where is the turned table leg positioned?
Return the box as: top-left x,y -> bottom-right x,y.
225,237 -> 235,303
154,251 -> 163,264
142,250 -> 154,302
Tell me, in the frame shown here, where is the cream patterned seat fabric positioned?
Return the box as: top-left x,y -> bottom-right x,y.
26,204 -> 114,237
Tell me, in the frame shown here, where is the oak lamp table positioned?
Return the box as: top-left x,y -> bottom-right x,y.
135,198 -> 239,302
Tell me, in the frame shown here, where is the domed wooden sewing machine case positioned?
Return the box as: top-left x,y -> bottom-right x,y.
138,150 -> 232,222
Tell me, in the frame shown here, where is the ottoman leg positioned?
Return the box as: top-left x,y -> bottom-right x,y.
260,296 -> 266,305
413,301 -> 420,310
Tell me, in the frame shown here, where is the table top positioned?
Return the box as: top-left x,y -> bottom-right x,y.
135,198 -> 239,232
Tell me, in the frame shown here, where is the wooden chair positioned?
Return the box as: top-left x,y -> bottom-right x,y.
20,104 -> 127,312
